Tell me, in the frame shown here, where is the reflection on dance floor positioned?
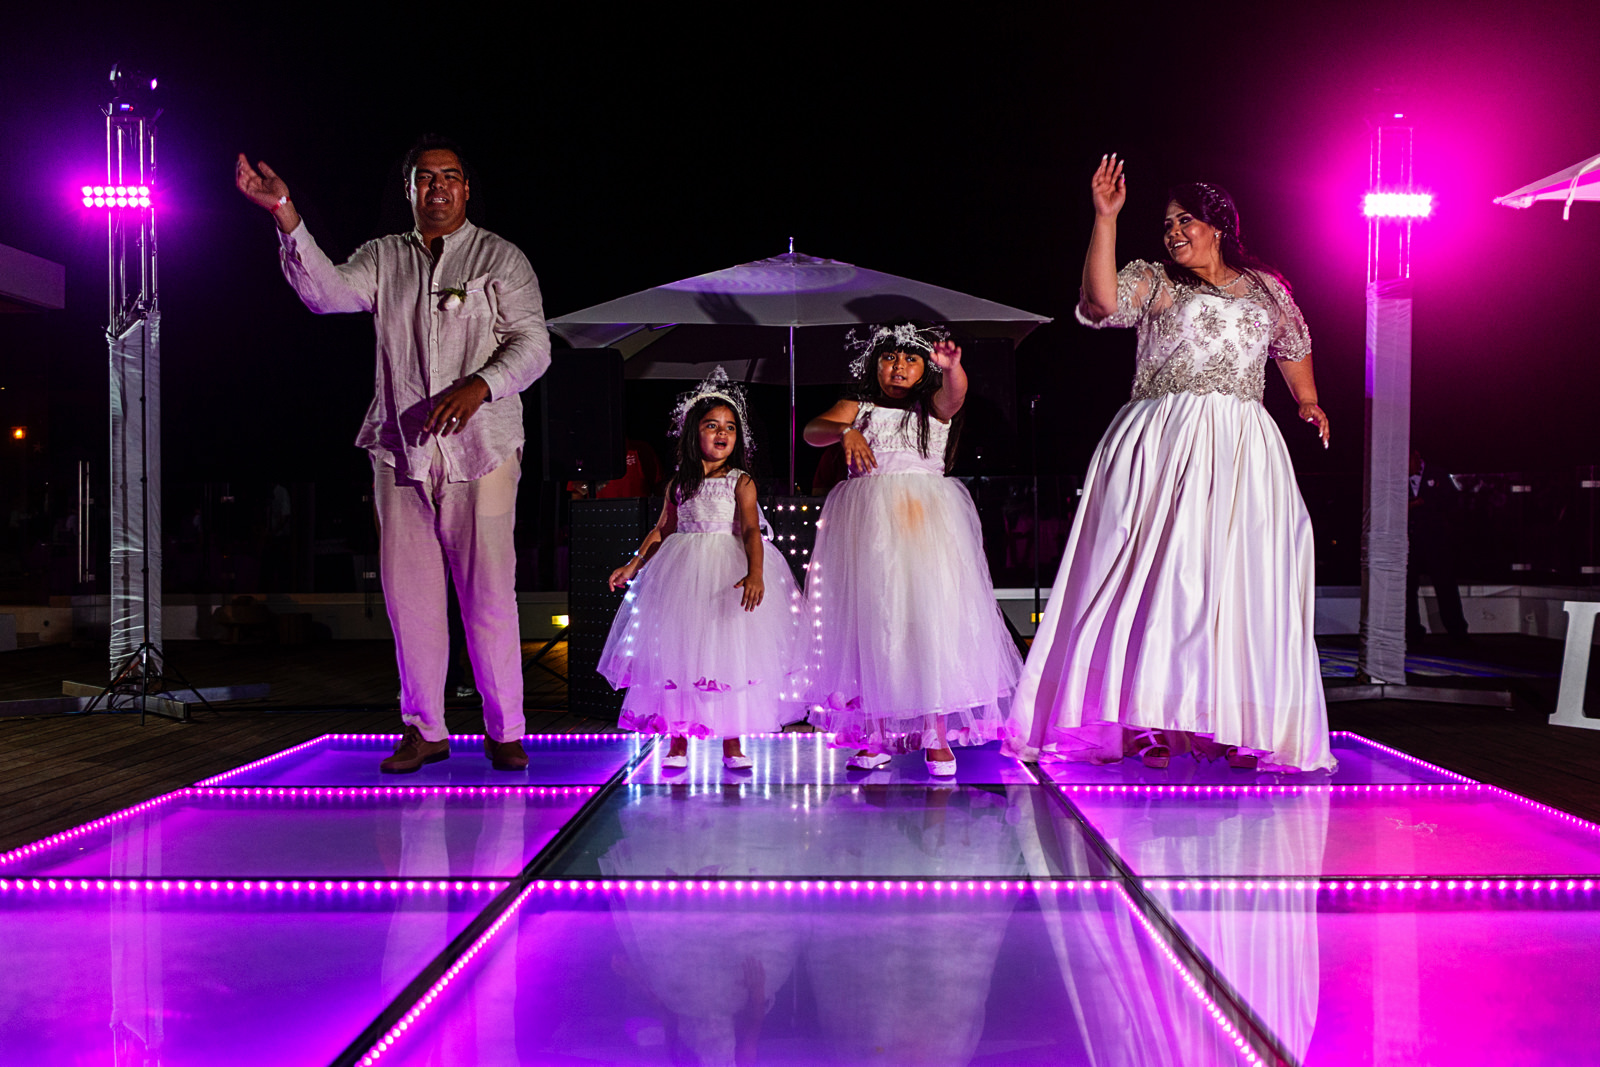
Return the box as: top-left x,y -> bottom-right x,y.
377,883 -> 1246,1067
626,734 -> 1040,786
1,730 -> 1597,1065
546,782 -> 1110,879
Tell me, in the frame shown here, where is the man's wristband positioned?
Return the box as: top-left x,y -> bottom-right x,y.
271,194 -> 289,213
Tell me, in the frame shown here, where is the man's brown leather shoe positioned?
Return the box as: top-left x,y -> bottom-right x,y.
380,725 -> 450,774
484,736 -> 529,771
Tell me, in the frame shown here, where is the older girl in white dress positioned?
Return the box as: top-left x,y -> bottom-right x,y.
1014,158 -> 1335,773
804,324 -> 1024,776
600,370 -> 805,768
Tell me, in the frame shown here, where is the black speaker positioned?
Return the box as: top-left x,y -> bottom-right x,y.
540,349 -> 626,482
569,497 -> 658,719
950,337 -> 1018,474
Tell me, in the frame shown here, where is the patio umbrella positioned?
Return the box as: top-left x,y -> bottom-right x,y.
549,245 -> 1051,490
1494,151 -> 1600,219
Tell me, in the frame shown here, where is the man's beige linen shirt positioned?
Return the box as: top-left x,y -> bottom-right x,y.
278,219 -> 551,482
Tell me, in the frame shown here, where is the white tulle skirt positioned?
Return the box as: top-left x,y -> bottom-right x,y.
805,471 -> 1024,753
598,532 -> 805,738
1012,391 -> 1335,772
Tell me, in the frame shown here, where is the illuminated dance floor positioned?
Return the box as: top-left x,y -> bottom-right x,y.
2,730 -> 1597,1065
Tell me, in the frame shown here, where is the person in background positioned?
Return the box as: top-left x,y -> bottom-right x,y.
1407,449 -> 1470,645
569,439 -> 663,499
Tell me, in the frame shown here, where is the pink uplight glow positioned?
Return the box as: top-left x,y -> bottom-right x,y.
1364,192 -> 1433,218
76,183 -> 152,209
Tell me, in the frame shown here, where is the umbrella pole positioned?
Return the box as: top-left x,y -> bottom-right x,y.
789,324 -> 797,494
1031,394 -> 1041,628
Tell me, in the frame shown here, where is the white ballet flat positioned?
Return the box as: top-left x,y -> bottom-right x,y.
660,754 -> 689,768
847,753 -> 892,770
925,758 -> 957,778
722,755 -> 753,770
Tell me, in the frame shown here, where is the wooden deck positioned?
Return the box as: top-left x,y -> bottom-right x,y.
0,639 -> 569,710
2,634 -> 1599,857
0,639 -> 592,854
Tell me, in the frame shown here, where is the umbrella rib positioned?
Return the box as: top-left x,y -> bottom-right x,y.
1566,157 -> 1600,220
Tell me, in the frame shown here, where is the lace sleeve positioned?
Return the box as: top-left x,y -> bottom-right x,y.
1075,260 -> 1165,329
1264,275 -> 1312,362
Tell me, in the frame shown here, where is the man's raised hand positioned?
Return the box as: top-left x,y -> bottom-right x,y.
235,154 -> 301,231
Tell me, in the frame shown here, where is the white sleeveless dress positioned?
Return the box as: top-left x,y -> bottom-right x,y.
1013,261 -> 1335,772
805,403 -> 1024,753
598,471 -> 805,737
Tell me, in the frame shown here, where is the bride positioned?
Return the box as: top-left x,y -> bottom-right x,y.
1013,154 -> 1336,773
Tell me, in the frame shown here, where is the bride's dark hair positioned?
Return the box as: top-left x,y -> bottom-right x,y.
1162,182 -> 1290,310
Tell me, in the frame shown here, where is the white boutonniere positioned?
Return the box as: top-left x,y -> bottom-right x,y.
436,285 -> 482,312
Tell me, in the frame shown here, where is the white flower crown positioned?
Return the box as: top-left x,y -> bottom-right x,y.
670,366 -> 755,459
843,322 -> 951,379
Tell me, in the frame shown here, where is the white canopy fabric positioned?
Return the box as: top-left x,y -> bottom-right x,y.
1494,152 -> 1600,219
550,251 -> 1051,383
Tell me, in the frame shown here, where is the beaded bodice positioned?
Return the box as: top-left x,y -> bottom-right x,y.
851,402 -> 948,476
1077,260 -> 1312,404
676,470 -> 745,532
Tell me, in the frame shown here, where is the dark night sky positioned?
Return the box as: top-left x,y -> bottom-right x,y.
4,1 -> 1600,502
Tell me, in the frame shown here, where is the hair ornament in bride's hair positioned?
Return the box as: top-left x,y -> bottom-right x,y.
1177,181 -> 1243,246
844,321 -> 951,379
670,366 -> 755,458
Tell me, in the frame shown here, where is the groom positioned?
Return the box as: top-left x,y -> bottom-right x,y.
235,136 -> 550,772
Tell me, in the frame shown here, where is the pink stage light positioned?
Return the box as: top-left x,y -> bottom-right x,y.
76,182 -> 152,208
1364,192 -> 1433,218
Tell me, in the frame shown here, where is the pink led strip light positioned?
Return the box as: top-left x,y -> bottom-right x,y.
1059,783 -> 1477,796
530,878 -> 1113,893
196,735 -> 327,785
0,789 -> 192,867
194,785 -> 596,801
1329,731 -> 1477,783
359,882 -> 538,1065
1148,877 -> 1600,897
360,883 -> 1209,1062
196,731 -> 635,786
0,785 -> 595,868
1111,882 -> 1265,1064
0,877 -> 505,895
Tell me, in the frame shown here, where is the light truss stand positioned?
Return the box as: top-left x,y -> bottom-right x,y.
76,74 -> 209,723
1358,121 -> 1416,687
1347,115 -> 1514,710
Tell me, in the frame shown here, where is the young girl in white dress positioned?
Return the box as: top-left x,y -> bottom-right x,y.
599,370 -> 805,768
803,323 -> 1024,776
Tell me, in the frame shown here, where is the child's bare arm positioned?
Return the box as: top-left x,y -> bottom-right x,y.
928,341 -> 967,421
804,399 -> 875,473
608,488 -> 678,590
803,399 -> 862,445
732,474 -> 766,611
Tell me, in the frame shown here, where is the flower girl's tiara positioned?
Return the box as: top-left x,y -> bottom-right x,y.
670,366 -> 755,458
844,322 -> 951,379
